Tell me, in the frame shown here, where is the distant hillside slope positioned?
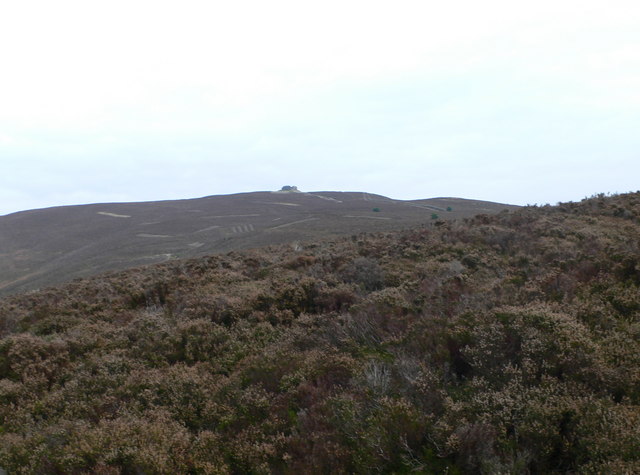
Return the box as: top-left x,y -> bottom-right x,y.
0,191 -> 516,296
0,192 -> 638,473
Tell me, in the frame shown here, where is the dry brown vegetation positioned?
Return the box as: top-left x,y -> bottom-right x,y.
0,192 -> 639,474
0,191 -> 516,297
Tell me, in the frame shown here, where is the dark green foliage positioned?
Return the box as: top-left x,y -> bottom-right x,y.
0,192 -> 639,473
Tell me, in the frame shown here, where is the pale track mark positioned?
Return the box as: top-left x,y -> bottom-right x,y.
97,212 -> 131,218
231,224 -> 255,234
404,203 -> 446,212
344,215 -> 391,220
255,201 -> 300,207
137,233 -> 172,238
203,214 -> 260,218
194,225 -> 221,233
142,253 -> 174,260
308,194 -> 342,203
269,217 -> 318,230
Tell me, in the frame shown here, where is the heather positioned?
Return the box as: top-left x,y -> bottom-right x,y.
0,193 -> 639,474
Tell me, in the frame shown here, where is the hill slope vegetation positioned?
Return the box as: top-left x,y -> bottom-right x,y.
0,192 -> 638,473
0,191 -> 516,297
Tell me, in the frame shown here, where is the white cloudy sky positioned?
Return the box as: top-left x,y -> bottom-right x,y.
1,0 -> 639,215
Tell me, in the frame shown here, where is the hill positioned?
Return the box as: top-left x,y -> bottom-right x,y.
0,190 -> 516,296
0,192 -> 638,473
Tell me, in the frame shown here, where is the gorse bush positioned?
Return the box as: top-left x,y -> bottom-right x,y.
0,192 -> 639,473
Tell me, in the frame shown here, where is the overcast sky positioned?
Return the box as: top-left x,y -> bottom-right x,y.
1,0 -> 639,215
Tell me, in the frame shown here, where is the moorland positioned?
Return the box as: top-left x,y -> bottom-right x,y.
0,192 -> 638,473
0,190 -> 516,297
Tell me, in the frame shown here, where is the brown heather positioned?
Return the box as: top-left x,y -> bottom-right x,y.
0,192 -> 639,474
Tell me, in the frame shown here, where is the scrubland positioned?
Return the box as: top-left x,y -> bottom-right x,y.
0,193 -> 638,473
